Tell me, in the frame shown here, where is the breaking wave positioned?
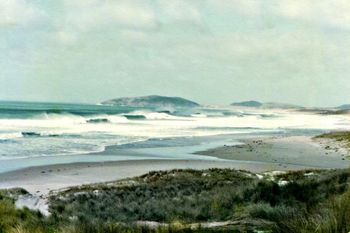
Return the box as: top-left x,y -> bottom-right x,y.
0,101 -> 349,160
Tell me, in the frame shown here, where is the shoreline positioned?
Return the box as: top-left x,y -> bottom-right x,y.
0,159 -> 312,195
0,134 -> 348,196
0,133 -> 348,215
195,135 -> 350,168
0,134 -> 243,174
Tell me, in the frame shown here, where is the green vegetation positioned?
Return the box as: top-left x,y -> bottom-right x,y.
0,189 -> 47,233
2,168 -> 350,232
315,131 -> 350,149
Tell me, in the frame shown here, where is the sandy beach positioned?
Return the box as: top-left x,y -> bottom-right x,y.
3,4 -> 350,230
0,135 -> 348,197
195,135 -> 350,168
0,133 -> 348,216
0,159 -> 308,195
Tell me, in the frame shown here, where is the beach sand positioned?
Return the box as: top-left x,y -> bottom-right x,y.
195,136 -> 350,168
0,136 -> 350,214
0,135 -> 348,195
0,134 -> 348,214
0,159 -> 308,195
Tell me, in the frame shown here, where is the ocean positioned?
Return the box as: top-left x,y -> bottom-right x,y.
0,101 -> 349,165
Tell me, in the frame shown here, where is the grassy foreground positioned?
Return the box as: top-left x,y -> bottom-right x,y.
314,131 -> 350,149
1,167 -> 350,233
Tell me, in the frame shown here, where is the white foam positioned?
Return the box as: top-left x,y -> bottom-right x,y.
0,132 -> 22,140
0,108 -> 349,160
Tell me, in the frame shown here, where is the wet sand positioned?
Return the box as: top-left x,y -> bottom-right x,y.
0,135 -> 348,197
195,136 -> 350,168
0,134 -> 349,214
0,159 -> 311,196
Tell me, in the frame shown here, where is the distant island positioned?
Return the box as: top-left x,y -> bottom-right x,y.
337,104 -> 350,110
231,100 -> 263,107
101,95 -> 200,108
231,100 -> 302,109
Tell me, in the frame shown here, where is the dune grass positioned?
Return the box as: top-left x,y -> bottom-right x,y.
315,131 -> 350,149
2,168 -> 350,232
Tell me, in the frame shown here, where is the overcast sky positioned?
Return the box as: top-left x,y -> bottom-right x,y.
0,0 -> 350,107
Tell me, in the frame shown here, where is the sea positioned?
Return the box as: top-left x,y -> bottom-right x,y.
0,101 -> 349,172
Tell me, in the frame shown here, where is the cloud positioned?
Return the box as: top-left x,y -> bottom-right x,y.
0,0 -> 42,26
2,0 -> 350,106
119,29 -> 149,41
281,0 -> 350,30
287,1 -> 350,30
208,0 -> 261,16
157,1 -> 202,25
57,0 -> 209,35
55,30 -> 78,45
208,0 -> 350,31
60,0 -> 156,32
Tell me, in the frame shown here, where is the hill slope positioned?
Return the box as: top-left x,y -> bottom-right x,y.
231,100 -> 301,109
231,101 -> 263,107
338,104 -> 350,110
101,95 -> 200,108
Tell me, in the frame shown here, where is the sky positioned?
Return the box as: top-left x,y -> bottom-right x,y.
0,0 -> 350,107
